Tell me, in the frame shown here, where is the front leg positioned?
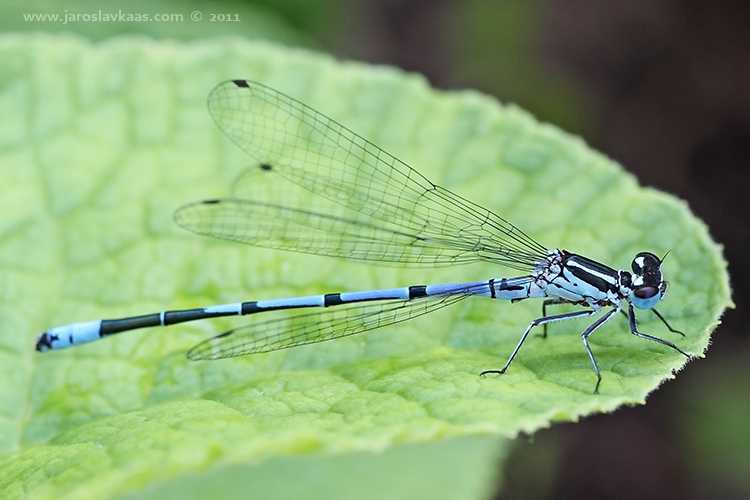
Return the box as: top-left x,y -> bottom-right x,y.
627,303 -> 691,357
651,309 -> 686,337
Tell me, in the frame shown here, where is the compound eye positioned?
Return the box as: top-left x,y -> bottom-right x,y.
634,285 -> 659,300
631,260 -> 642,275
632,252 -> 661,274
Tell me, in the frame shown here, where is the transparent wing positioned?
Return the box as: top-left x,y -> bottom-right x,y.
174,79 -> 548,271
175,198 -> 496,266
186,280 -> 504,360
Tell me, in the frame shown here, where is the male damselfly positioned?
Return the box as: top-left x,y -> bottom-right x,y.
36,80 -> 691,393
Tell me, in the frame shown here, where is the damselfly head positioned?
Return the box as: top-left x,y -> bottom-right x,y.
629,252 -> 667,309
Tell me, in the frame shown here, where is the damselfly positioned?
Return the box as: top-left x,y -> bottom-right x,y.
36,79 -> 690,393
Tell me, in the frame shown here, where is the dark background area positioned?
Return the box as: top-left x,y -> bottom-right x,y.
8,0 -> 747,498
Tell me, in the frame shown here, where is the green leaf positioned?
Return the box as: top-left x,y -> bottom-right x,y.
0,34 -> 730,499
113,436 -> 506,500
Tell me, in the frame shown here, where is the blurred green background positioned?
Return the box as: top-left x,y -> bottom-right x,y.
4,0 -> 747,499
